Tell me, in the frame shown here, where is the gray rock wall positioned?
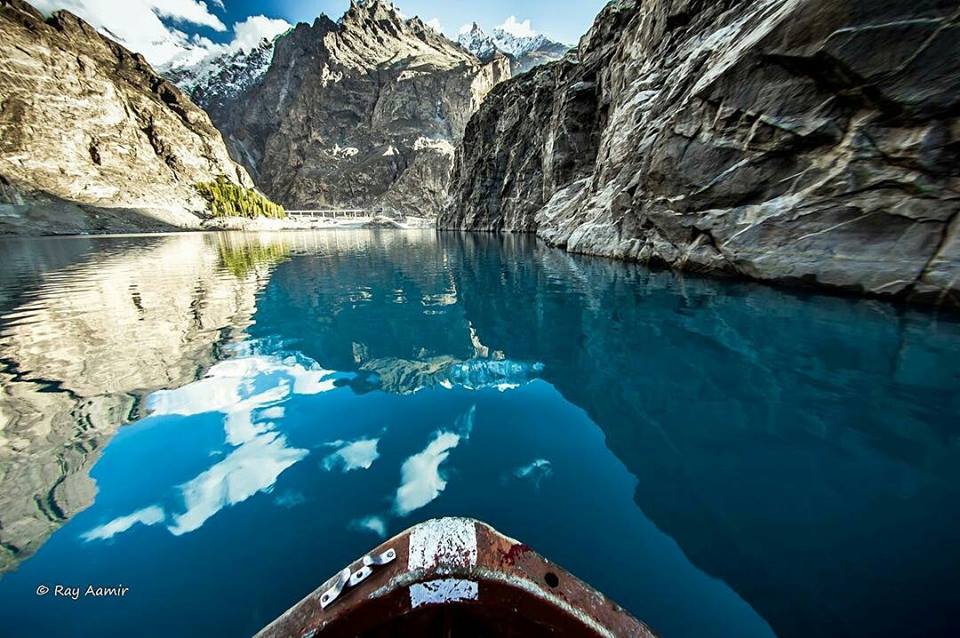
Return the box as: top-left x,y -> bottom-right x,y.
212,1 -> 509,217
0,0 -> 254,235
441,0 -> 960,306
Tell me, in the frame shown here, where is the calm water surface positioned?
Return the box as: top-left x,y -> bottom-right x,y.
0,230 -> 958,638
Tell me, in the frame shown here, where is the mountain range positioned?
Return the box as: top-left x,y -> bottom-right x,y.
161,16 -> 569,117
160,37 -> 279,119
0,0 -> 956,305
456,21 -> 569,74
158,1 -> 519,216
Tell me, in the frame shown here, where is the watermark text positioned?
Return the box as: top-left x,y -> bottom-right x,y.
36,584 -> 130,600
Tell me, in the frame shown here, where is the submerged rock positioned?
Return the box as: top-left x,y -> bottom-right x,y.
441,0 -> 960,306
206,0 -> 509,217
0,0 -> 255,235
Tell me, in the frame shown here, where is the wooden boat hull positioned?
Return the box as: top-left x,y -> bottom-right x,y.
257,517 -> 656,637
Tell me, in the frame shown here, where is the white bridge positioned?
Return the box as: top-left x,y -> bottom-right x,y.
285,206 -> 406,221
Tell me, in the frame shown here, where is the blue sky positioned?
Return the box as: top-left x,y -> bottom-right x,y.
34,0 -> 607,68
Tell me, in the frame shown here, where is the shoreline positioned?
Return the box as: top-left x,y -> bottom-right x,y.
0,215 -> 437,238
4,223 -> 957,313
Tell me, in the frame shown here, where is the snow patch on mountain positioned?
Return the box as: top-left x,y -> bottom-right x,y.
456,20 -> 568,73
457,22 -> 498,60
160,36 -> 281,110
491,28 -> 550,58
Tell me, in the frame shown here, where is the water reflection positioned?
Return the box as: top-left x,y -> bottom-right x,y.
0,230 -> 957,638
81,506 -> 165,542
509,458 -> 553,490
171,430 -> 307,536
322,438 -> 381,472
146,354 -> 342,445
0,233 -> 285,572
393,405 -> 475,517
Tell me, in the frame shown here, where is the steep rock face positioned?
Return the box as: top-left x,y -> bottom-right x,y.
212,0 -> 509,216
442,0 -> 960,306
0,0 -> 253,235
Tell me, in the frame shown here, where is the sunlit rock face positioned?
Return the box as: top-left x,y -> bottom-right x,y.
0,233 -> 281,572
208,0 -> 509,217
441,0 -> 960,306
0,1 -> 253,235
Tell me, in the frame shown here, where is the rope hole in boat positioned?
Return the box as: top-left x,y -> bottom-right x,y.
544,572 -> 559,588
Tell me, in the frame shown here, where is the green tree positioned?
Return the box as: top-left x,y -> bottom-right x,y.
195,178 -> 286,219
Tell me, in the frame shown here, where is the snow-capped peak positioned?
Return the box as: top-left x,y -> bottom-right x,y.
457,21 -> 566,68
490,27 -> 549,58
456,22 -> 498,60
160,36 -> 279,109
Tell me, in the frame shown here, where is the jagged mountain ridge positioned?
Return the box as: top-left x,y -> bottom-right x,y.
196,0 -> 508,216
161,37 -> 280,116
0,0 -> 255,235
441,0 -> 960,306
457,22 -> 569,75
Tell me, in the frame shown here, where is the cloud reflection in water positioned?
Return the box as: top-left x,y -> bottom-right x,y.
81,506 -> 166,542
393,405 -> 475,516
322,438 -> 381,472
82,354 -> 341,542
393,431 -> 462,516
169,431 -> 308,535
350,515 -> 388,538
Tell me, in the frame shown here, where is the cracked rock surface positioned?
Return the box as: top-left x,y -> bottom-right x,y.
0,0 -> 253,235
440,0 -> 960,306
209,0 -> 509,217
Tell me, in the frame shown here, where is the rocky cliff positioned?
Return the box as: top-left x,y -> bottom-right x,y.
0,0 -> 254,235
207,0 -> 509,217
441,0 -> 960,306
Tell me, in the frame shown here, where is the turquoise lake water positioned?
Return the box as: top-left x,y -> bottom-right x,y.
0,230 -> 958,637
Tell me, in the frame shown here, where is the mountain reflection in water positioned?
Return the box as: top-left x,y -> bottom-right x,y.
0,230 -> 958,638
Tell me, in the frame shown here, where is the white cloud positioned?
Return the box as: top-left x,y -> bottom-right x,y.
230,15 -> 292,53
149,0 -> 225,30
260,406 -> 285,420
457,22 -> 475,36
424,17 -> 442,33
497,16 -> 537,38
81,506 -> 166,542
322,438 -> 381,472
33,1 -> 290,69
33,0 -> 225,66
